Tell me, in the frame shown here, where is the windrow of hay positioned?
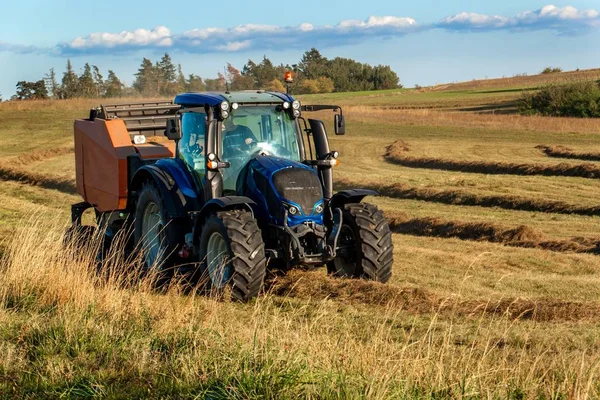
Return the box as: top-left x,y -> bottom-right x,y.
385,140 -> 600,179
385,212 -> 600,255
336,178 -> 600,216
270,270 -> 600,322
2,216 -> 600,397
537,144 -> 600,162
0,165 -> 77,194
12,147 -> 74,166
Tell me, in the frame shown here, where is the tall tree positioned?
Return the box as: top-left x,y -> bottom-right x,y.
105,70 -> 124,98
133,58 -> 159,96
78,63 -> 95,98
298,48 -> 328,80
43,68 -> 60,99
61,59 -> 79,98
92,65 -> 105,97
157,53 -> 177,95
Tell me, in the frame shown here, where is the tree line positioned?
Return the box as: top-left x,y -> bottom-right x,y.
9,48 -> 401,100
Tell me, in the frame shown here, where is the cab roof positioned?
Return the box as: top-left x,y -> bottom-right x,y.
174,91 -> 294,108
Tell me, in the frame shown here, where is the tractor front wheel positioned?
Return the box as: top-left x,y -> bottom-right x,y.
198,210 -> 266,301
327,203 -> 393,283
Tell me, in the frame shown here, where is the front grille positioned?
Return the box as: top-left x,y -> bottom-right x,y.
272,168 -> 323,215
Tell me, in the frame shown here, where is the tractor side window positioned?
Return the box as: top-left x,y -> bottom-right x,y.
180,112 -> 207,176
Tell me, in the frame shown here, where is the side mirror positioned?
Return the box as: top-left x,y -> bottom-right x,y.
334,114 -> 345,135
165,117 -> 182,141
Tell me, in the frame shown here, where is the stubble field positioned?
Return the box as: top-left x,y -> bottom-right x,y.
1,70 -> 600,398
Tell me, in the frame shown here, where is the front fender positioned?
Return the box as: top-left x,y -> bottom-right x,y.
197,196 -> 256,220
194,196 -> 256,244
329,189 -> 378,211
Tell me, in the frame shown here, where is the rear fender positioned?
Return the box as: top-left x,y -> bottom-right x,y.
128,161 -> 199,219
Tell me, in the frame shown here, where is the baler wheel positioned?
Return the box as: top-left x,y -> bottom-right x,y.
198,210 -> 266,302
327,203 -> 393,283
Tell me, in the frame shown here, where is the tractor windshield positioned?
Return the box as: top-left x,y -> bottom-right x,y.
221,105 -> 301,191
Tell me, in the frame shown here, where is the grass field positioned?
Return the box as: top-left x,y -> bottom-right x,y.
2,69 -> 600,398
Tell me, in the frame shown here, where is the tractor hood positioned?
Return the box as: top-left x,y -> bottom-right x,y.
236,155 -> 325,227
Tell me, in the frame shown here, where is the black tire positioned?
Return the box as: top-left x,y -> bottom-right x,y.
327,203 -> 393,283
134,182 -> 179,273
198,210 -> 266,302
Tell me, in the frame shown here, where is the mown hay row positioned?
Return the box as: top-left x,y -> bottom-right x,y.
12,147 -> 74,166
385,212 -> 600,255
269,270 -> 600,322
385,140 -> 600,179
536,145 -> 600,162
0,165 -> 77,194
336,178 -> 600,216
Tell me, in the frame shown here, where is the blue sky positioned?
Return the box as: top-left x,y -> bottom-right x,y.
1,0 -> 599,97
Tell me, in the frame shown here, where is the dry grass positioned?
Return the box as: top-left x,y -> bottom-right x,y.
345,107 -> 600,134
433,68 -> 600,91
2,217 -> 600,397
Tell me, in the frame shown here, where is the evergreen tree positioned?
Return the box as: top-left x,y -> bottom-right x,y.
133,58 -> 159,96
43,68 -> 60,99
61,59 -> 79,99
78,63 -> 95,97
92,65 -> 105,97
299,48 -> 328,80
105,70 -> 124,98
157,53 -> 177,95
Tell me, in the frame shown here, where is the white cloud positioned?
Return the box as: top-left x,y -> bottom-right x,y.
68,26 -> 173,50
439,5 -> 600,33
47,5 -> 600,55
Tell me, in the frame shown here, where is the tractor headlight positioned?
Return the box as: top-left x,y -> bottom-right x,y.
288,206 -> 299,215
315,204 -> 324,214
220,101 -> 229,111
283,101 -> 290,110
292,100 -> 300,110
231,102 -> 239,110
293,109 -> 301,118
221,110 -> 229,119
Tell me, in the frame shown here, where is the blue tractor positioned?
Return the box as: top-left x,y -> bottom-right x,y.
72,91 -> 393,301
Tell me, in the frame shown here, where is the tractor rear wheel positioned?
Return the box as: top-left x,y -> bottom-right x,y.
327,203 -> 393,283
198,210 -> 266,302
134,182 -> 178,274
